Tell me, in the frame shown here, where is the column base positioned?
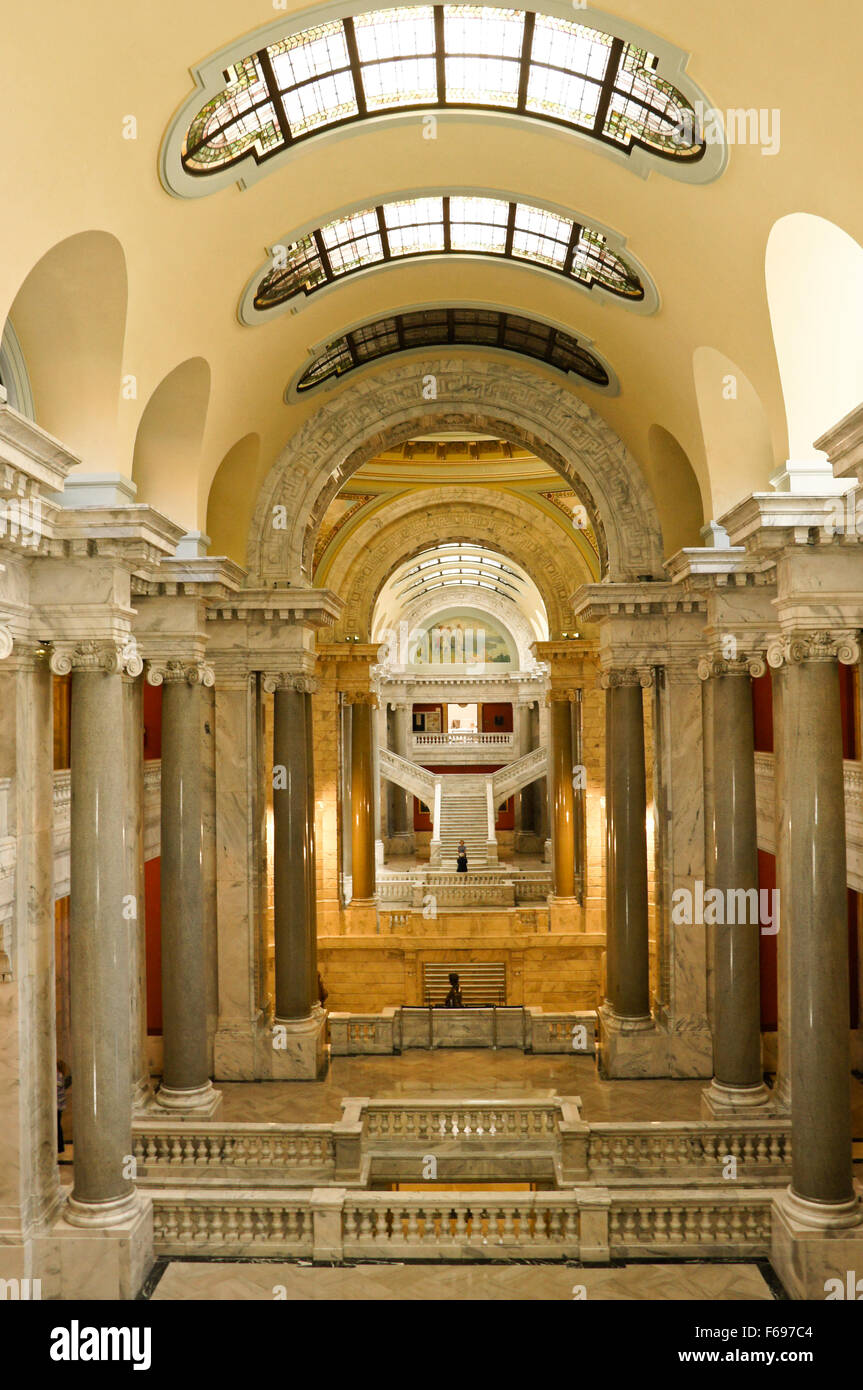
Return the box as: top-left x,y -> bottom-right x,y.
153,1079 -> 222,1117
345,898 -> 379,935
214,1010 -> 269,1080
598,1004 -> 713,1079
64,1188 -> 143,1229
263,1010 -> 328,1080
485,839 -> 499,864
547,895 -> 581,932
771,1186 -> 863,1299
701,1078 -> 773,1117
49,1192 -> 153,1299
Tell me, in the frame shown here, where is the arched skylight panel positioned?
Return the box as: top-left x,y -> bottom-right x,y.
246,194 -> 647,319
290,307 -> 618,395
170,5 -> 718,195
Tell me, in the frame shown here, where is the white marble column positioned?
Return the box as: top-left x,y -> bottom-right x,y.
770,631 -> 861,1227
213,672 -> 269,1079
388,702 -> 412,844
548,695 -> 576,900
57,641 -> 142,1225
0,647 -> 62,1274
148,660 -> 219,1115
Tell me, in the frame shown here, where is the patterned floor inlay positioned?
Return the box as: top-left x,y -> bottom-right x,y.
150,1259 -> 776,1301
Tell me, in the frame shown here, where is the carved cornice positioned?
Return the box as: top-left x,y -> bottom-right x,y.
261,672 -> 318,694
146,659 -> 215,687
49,637 -> 143,676
766,629 -> 861,668
546,687 -> 582,704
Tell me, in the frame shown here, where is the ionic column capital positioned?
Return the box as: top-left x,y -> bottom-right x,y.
697,652 -> 767,681
599,666 -> 654,690
766,629 -> 861,669
50,637 -> 143,677
262,671 -> 318,695
545,686 -> 580,704
146,658 -> 215,687
342,690 -> 379,707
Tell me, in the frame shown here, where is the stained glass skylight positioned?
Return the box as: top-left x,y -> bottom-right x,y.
181,5 -> 704,179
293,308 -> 612,392
250,195 -> 644,313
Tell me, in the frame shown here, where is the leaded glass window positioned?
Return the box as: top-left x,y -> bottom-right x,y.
181,6 -> 704,176
294,308 -> 611,391
252,195 -> 644,311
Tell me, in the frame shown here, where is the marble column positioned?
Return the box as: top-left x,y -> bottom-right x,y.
265,672 -> 325,1078
389,703 -> 411,838
0,648 -> 62,1276
271,678 -> 316,1020
150,660 -> 219,1114
341,700 -> 353,890
771,633 -> 860,1224
604,672 -> 651,1022
60,642 -> 141,1225
549,697 -> 576,900
702,662 -> 769,1109
123,672 -> 149,1110
350,698 -> 376,902
771,666 -> 792,1110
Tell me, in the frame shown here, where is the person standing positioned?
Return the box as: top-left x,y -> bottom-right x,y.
456,839 -> 468,873
56,1061 -> 72,1154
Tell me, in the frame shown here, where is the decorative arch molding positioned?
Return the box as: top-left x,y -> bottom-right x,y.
248,357 -> 663,584
378,583 -> 543,671
318,489 -> 591,638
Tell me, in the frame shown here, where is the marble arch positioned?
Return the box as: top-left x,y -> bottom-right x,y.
316,488 -> 592,639
247,358 -> 664,585
376,584 -> 544,672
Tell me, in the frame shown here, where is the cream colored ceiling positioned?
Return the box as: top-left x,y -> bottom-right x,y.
3,1 -> 861,557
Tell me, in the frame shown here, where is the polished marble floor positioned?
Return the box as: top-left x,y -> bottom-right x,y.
214,1051 -> 863,1128
149,1259 -> 776,1301
215,1051 -> 709,1124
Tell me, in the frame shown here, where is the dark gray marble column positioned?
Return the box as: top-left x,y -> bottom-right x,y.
152,660 -> 219,1113
703,662 -> 769,1107
61,642 -> 140,1225
605,672 -> 651,1021
123,671 -> 149,1109
774,635 -> 859,1223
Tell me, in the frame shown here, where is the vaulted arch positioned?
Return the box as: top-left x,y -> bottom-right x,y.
248,356 -> 663,584
132,357 -> 211,527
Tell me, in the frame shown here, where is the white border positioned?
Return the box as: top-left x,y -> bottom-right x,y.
159,0 -> 728,198
238,184 -> 660,325
284,296 -> 621,400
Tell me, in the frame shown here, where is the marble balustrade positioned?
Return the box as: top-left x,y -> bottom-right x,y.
131,1096 -> 792,1192
149,1186 -> 775,1262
